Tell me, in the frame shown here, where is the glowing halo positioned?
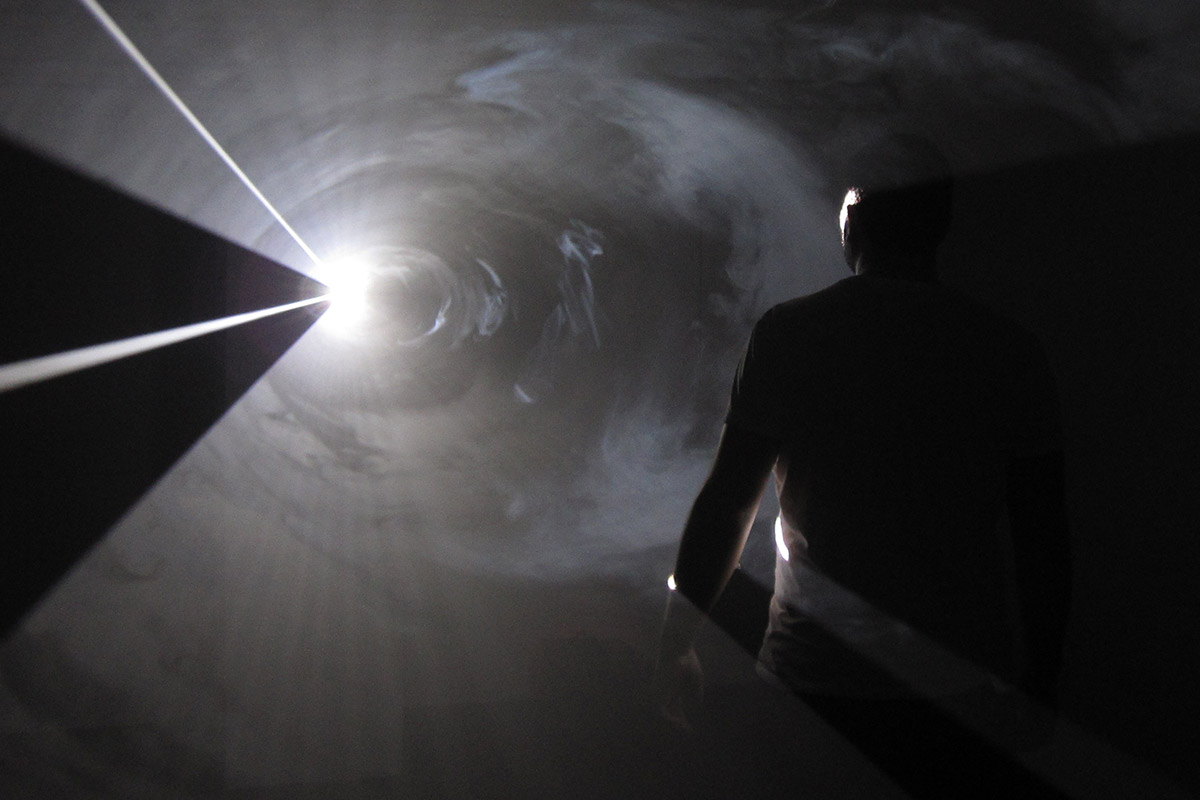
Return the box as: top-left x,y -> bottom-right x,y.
313,252 -> 375,339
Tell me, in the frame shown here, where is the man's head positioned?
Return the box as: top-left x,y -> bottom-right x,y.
839,135 -> 953,274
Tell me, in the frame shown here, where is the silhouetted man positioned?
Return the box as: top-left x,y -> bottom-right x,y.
656,139 -> 1071,798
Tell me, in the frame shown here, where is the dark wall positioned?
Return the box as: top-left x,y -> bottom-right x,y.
942,134 -> 1200,789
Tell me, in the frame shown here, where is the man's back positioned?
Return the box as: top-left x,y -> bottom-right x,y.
658,145 -> 1071,795
726,274 -> 1062,695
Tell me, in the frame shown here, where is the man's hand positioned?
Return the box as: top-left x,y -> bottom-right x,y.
653,644 -> 704,733
652,424 -> 776,733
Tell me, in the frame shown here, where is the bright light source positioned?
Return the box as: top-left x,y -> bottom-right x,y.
667,574 -> 677,591
315,253 -> 374,338
774,516 -> 789,562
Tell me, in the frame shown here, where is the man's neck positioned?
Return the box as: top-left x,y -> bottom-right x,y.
854,252 -> 938,282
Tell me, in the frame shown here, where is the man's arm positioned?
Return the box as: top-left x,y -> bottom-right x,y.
655,424 -> 778,725
671,424 -> 778,612
1006,449 -> 1072,707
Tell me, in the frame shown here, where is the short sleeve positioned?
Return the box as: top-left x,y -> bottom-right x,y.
725,307 -> 785,442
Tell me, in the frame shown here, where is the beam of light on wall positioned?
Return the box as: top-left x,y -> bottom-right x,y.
749,564 -> 1193,799
0,295 -> 328,394
76,0 -> 324,269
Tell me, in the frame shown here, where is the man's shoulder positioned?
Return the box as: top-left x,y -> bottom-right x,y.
763,278 -> 857,323
761,276 -> 1046,362
771,276 -> 1028,328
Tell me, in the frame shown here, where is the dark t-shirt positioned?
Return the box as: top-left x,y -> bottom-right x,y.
727,275 -> 1061,696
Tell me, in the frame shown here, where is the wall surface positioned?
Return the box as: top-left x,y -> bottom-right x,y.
1,1 -> 1198,797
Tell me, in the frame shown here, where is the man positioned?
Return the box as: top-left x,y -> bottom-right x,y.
655,139 -> 1071,796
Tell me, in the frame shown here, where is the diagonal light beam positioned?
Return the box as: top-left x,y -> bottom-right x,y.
77,0 -> 324,268
0,295 -> 328,394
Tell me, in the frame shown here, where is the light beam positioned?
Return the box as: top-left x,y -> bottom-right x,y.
0,295 -> 328,394
77,0 -> 324,268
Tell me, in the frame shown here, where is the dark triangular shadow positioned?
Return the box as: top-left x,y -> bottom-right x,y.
0,135 -> 328,635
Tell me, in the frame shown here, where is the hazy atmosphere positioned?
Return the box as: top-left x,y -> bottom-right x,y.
2,1 -> 1198,796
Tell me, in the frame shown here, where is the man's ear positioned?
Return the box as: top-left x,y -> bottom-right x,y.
842,204 -> 860,272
